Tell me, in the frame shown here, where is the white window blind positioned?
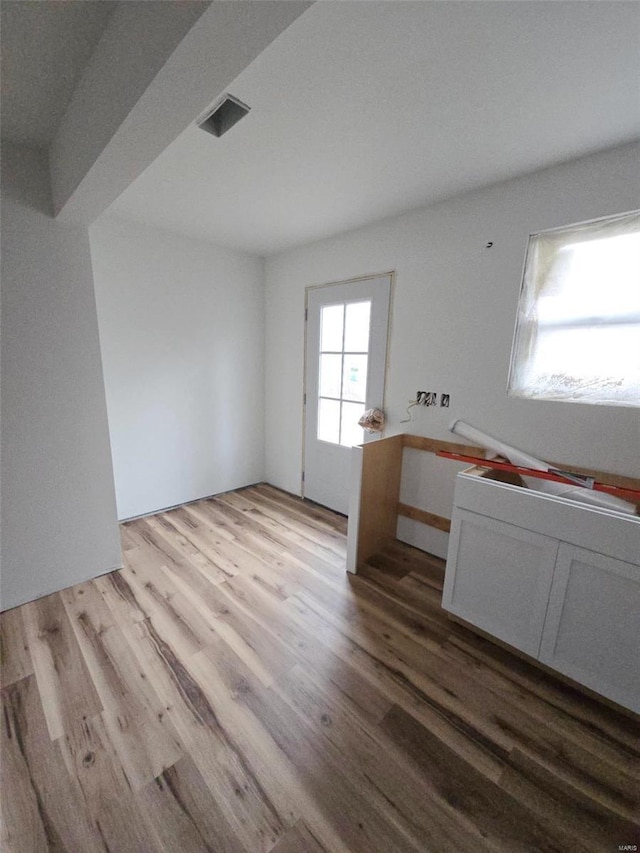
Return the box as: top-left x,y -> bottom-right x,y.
508,210 -> 640,407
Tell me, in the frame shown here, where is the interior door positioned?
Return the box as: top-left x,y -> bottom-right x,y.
304,274 -> 391,514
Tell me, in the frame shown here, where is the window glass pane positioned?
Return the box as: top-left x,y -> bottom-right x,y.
342,354 -> 368,402
520,324 -> 640,403
317,398 -> 340,443
320,304 -> 344,352
319,354 -> 343,398
340,402 -> 365,447
509,210 -> 640,406
538,233 -> 640,325
344,301 -> 371,352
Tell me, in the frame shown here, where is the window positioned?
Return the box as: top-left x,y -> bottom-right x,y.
317,300 -> 370,446
508,210 -> 640,407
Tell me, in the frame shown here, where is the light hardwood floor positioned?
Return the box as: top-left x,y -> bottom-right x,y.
1,484 -> 639,852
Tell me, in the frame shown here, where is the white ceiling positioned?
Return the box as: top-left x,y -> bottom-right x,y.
2,1 -> 637,251
108,1 -> 640,256
1,0 -> 118,147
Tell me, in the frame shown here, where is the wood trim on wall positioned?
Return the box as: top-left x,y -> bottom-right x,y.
402,434 -> 484,457
397,503 -> 451,533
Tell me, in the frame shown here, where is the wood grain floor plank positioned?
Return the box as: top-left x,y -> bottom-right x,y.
21,593 -> 102,740
198,642 -> 424,853
291,587 -> 516,760
0,606 -> 33,688
269,820 -> 328,853
3,486 -> 638,852
275,662 -> 497,852
61,581 -> 184,789
233,487 -> 347,559
499,747 -> 640,852
170,508 -> 299,601
119,552 -> 219,658
254,484 -> 347,534
183,500 -> 300,578
161,563 -> 299,688
115,615 -> 287,853
58,712 -> 163,853
360,558 -> 440,604
143,513 -> 235,585
437,636 -> 640,810
168,554 -> 392,735
184,507 -> 345,616
217,571 -> 395,726
120,522 -> 145,552
1,679 -> 52,852
202,497 -> 345,580
341,571 -> 453,647
138,755 -> 250,853
399,570 -> 450,610
94,567 -> 148,626
282,592 -> 508,783
153,512 -> 246,583
196,638 -> 422,853
185,646 -> 303,825
125,519 -> 233,613
219,491 -> 345,569
2,676 -> 107,853
183,649 -> 348,853
384,538 -> 447,576
381,702 -> 586,853
446,631 -> 640,753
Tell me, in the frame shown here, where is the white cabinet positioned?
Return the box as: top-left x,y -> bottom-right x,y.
539,545 -> 640,714
442,512 -> 558,658
443,470 -> 640,714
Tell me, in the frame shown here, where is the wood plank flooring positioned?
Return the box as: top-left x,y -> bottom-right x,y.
2,483 -> 639,852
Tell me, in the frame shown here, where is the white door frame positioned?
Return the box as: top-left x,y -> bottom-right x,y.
301,270 -> 394,503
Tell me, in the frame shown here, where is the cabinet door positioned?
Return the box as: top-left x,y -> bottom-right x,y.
539,544 -> 640,714
442,510 -> 559,658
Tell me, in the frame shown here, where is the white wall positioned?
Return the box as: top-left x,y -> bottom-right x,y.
265,142 -> 640,557
90,215 -> 265,520
1,144 -> 122,610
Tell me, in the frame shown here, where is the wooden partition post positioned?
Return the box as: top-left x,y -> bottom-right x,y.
347,433 -> 482,572
346,434 -> 404,572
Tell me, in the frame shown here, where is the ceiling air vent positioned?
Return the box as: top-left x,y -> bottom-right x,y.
198,94 -> 251,138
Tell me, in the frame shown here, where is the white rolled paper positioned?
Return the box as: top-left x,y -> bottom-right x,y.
449,419 -> 636,515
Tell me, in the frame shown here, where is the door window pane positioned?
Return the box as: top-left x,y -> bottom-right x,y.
342,354 -> 368,402
319,354 -> 343,398
320,304 -> 344,352
316,300 -> 371,446
344,301 -> 371,352
318,398 -> 340,443
340,402 -> 366,447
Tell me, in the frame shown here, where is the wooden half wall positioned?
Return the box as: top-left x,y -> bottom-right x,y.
346,432 -> 640,573
346,433 -> 482,572
346,435 -> 403,572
